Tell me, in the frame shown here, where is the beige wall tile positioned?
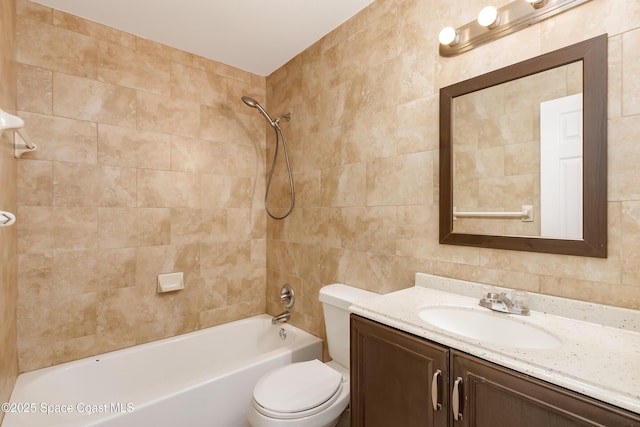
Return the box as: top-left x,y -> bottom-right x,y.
397,95 -> 439,155
18,206 -> 97,253
52,10 -> 136,49
170,62 -> 226,107
340,206 -> 396,254
170,208 -> 227,245
200,241 -> 252,273
622,28 -> 640,116
136,91 -> 200,137
98,207 -> 170,249
16,0 -> 51,23
17,112 -> 97,163
99,41 -> 171,96
17,63 -> 52,114
53,162 -> 136,207
53,73 -> 136,127
609,115 -> 640,201
342,109 -> 397,164
621,201 -> 640,286
98,124 -> 171,170
366,152 -> 433,206
17,15 -> 97,78
171,135 -> 227,174
321,163 -> 366,207
200,174 -> 253,209
17,159 -> 52,206
137,169 -> 201,208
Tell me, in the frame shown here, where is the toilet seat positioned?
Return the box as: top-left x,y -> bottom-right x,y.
252,360 -> 343,420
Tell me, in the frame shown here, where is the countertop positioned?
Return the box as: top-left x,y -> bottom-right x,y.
349,273 -> 640,415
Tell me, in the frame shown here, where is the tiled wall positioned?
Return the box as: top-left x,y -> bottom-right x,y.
11,0 -> 640,374
0,0 -> 18,418
265,0 -> 640,340
15,0 -> 268,371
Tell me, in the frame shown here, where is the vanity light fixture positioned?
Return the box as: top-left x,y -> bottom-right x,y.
438,0 -> 592,57
526,0 -> 550,8
438,26 -> 460,46
477,6 -> 500,29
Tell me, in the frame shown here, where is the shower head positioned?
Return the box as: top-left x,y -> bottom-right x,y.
241,96 -> 259,108
241,96 -> 276,127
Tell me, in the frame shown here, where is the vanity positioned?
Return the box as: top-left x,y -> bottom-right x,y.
349,273 -> 640,426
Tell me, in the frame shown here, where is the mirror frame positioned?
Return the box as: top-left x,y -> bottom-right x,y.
439,34 -> 607,258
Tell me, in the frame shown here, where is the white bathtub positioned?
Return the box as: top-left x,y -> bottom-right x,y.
2,314 -> 322,427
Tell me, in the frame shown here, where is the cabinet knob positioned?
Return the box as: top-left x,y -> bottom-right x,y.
453,376 -> 464,421
431,369 -> 442,411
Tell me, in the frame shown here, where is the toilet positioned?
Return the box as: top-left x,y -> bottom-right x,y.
247,284 -> 378,427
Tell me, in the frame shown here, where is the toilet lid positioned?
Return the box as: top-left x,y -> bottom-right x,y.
253,360 -> 343,416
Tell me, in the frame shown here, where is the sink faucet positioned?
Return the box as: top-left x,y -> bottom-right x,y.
479,292 -> 530,316
271,311 -> 290,325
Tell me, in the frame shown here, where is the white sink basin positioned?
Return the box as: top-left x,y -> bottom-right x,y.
418,306 -> 562,349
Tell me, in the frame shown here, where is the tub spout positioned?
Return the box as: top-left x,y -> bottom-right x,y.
271,311 -> 290,325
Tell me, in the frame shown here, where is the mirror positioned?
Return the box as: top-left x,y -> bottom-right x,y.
439,34 -> 607,258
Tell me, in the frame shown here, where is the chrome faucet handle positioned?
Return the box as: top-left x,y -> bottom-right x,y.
498,292 -> 514,309
479,290 -> 530,316
280,284 -> 295,308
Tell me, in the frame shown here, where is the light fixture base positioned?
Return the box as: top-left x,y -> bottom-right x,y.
439,0 -> 591,57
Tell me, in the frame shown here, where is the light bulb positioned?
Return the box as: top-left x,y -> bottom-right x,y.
477,6 -> 500,29
439,27 -> 459,46
525,0 -> 549,8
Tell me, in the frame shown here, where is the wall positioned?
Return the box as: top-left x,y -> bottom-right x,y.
265,0 -> 640,342
0,0 -> 19,419
11,0 -> 640,374
15,0 -> 268,371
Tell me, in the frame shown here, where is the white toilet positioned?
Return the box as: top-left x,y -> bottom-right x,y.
247,284 -> 377,427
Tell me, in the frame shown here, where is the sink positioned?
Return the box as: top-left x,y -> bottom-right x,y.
418,306 -> 562,349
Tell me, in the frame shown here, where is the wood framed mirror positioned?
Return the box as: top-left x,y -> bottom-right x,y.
439,34 -> 607,257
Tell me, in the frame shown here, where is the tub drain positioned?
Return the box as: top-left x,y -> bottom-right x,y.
279,328 -> 287,340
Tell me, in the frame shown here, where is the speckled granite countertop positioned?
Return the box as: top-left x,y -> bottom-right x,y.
349,273 -> 640,415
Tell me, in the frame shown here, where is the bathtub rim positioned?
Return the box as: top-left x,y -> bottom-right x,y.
5,314 -> 322,427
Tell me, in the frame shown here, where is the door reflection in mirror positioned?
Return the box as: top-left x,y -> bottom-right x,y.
540,93 -> 583,239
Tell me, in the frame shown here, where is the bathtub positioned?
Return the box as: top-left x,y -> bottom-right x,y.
2,314 -> 322,427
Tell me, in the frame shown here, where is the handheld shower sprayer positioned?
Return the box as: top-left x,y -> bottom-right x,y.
242,96 -> 277,128
241,96 -> 295,220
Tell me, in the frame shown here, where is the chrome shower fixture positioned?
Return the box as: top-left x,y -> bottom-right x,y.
241,96 -> 295,220
241,96 -> 276,127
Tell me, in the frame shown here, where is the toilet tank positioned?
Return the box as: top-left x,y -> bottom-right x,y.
319,284 -> 378,368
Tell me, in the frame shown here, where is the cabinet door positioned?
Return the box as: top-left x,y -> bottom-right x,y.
450,350 -> 640,427
351,315 -> 449,427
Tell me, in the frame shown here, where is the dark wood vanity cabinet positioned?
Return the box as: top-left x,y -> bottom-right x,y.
351,315 -> 640,427
451,350 -> 640,427
350,315 -> 449,427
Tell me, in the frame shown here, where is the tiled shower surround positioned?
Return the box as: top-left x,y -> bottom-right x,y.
14,0 -> 267,371
3,0 -> 639,391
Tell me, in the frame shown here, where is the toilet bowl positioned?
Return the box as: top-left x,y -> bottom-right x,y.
247,284 -> 377,427
247,360 -> 349,427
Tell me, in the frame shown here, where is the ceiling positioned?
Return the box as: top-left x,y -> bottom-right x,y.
32,0 -> 375,77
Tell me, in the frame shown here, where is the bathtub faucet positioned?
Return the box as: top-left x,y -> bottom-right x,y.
271,311 -> 290,325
